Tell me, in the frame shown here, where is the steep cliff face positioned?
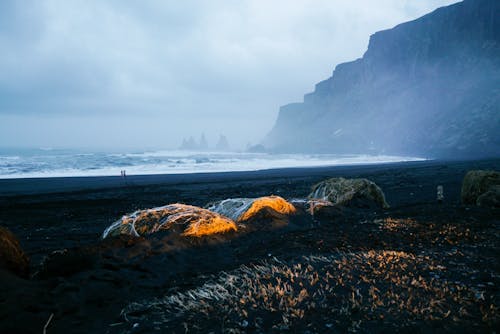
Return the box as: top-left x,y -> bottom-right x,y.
265,0 -> 500,158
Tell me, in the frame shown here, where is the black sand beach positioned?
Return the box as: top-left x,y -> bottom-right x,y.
0,159 -> 499,333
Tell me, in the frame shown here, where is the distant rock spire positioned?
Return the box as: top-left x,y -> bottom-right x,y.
179,136 -> 197,150
199,133 -> 208,150
180,137 -> 188,150
215,134 -> 229,151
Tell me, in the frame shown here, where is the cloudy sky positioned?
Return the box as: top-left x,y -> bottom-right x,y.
0,0 -> 458,150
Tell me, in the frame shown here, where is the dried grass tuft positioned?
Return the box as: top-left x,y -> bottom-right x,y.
238,196 -> 296,222
103,204 -> 237,238
122,249 -> 498,332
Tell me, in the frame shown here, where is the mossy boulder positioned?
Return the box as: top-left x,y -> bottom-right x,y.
476,185 -> 500,208
0,226 -> 29,277
461,170 -> 500,207
309,177 -> 389,209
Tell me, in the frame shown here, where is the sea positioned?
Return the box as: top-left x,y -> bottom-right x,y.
0,148 -> 424,179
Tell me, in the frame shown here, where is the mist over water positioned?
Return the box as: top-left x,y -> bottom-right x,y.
0,1 -> 458,151
0,148 -> 423,179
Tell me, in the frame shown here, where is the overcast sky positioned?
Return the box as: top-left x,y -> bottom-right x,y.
0,0 -> 458,151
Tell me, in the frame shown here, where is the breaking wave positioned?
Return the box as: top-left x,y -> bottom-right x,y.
0,149 -> 424,179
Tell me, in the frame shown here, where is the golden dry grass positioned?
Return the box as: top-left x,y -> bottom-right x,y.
182,214 -> 237,237
104,196 -> 297,239
123,249 -> 498,332
238,196 -> 296,222
103,204 -> 237,238
374,217 -> 418,232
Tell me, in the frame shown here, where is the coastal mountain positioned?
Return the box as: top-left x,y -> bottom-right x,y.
265,0 -> 499,159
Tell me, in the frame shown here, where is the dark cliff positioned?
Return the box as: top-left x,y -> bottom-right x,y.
265,0 -> 500,158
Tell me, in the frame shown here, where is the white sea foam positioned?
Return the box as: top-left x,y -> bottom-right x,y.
0,150 -> 425,179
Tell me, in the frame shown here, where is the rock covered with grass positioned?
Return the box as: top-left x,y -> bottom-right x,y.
461,170 -> 500,207
309,177 -> 389,209
102,204 -> 237,239
206,196 -> 296,223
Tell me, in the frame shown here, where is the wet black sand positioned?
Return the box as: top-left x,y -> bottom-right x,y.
0,159 -> 499,333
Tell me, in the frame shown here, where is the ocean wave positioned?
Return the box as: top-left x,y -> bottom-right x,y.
0,150 -> 425,179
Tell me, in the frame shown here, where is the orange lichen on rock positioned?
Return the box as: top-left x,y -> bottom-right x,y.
103,204 -> 237,239
238,196 -> 296,222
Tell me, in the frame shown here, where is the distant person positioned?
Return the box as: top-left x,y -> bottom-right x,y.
120,170 -> 123,177
123,170 -> 127,178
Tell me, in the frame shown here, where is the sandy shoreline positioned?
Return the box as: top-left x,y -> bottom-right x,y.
0,159 -> 487,197
0,158 -> 498,333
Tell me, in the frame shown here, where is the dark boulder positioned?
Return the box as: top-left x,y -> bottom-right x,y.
35,248 -> 97,279
0,226 -> 29,278
461,170 -> 500,206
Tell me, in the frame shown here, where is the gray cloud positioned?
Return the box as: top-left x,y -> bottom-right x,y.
0,0 -> 458,149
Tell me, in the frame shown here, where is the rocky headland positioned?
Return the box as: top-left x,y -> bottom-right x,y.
265,0 -> 499,159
